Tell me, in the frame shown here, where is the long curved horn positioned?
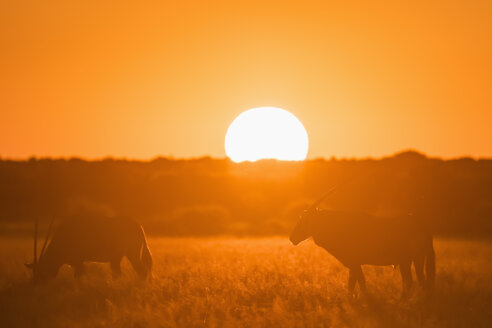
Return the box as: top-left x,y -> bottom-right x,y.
307,186 -> 337,210
40,217 -> 55,259
33,218 -> 38,266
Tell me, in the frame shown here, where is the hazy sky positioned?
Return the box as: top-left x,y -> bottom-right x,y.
1,0 -> 491,159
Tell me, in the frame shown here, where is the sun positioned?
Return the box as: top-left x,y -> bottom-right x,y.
225,107 -> 309,163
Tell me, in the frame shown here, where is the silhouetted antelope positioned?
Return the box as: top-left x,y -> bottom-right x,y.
290,188 -> 435,298
25,216 -> 152,283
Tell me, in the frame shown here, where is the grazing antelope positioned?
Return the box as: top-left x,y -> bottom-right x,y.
25,216 -> 152,283
290,188 -> 435,298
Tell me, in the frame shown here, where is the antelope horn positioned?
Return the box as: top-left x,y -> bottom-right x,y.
307,186 -> 337,210
33,218 -> 38,266
40,217 -> 55,259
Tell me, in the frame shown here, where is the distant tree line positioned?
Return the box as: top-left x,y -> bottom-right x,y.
0,151 -> 491,238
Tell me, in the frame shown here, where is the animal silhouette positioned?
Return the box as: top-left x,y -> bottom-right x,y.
290,189 -> 435,297
25,216 -> 152,282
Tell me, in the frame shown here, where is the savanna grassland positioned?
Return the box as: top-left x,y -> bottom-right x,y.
1,237 -> 491,328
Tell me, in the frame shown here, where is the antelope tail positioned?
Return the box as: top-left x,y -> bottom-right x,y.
139,228 -> 153,279
424,238 -> 436,290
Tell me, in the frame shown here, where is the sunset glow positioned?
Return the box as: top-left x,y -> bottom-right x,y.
0,1 -> 491,326
1,1 -> 490,159
225,107 -> 308,162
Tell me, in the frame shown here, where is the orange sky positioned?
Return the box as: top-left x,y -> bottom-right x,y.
1,0 -> 491,160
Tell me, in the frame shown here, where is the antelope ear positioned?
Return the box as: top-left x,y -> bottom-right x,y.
24,263 -> 34,270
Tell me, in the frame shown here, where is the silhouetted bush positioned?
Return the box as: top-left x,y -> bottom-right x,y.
1,151 -> 491,238
166,206 -> 230,236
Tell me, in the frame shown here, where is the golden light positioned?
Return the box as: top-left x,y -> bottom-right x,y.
225,107 -> 309,163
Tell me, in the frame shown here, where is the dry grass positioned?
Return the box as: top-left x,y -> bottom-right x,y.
0,237 -> 491,327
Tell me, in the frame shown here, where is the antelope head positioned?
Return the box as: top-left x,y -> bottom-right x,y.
289,186 -> 336,245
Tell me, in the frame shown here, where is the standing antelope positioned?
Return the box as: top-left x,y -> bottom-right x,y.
290,188 -> 435,298
25,216 -> 152,283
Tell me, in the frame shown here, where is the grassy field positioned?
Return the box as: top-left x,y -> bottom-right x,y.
0,237 -> 491,327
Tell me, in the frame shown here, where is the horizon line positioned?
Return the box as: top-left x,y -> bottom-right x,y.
1,149 -> 491,163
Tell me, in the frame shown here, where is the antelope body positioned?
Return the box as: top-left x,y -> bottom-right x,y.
290,190 -> 435,297
26,216 -> 152,282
